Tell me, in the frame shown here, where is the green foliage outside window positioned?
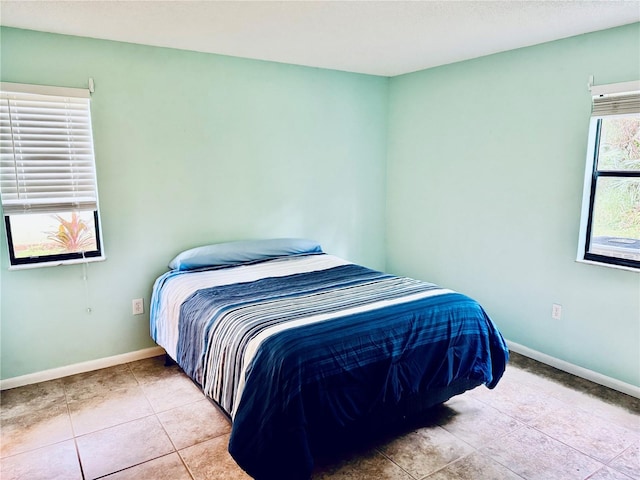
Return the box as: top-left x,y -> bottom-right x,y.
46,212 -> 96,253
593,117 -> 640,240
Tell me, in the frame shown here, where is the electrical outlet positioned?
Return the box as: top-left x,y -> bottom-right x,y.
132,298 -> 144,315
551,303 -> 562,320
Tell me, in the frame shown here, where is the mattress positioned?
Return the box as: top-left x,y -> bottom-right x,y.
150,253 -> 508,479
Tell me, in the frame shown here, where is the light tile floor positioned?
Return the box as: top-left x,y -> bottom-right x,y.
0,352 -> 638,480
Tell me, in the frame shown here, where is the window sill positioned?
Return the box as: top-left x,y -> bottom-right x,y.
576,258 -> 639,273
8,255 -> 106,271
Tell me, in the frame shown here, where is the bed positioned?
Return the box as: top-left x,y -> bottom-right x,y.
150,239 -> 509,480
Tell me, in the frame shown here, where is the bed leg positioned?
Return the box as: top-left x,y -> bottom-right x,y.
164,354 -> 176,367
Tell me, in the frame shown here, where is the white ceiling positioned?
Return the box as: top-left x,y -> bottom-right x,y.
0,1 -> 639,77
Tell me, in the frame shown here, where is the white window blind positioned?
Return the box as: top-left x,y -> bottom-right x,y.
591,80 -> 640,117
592,92 -> 640,117
0,84 -> 98,215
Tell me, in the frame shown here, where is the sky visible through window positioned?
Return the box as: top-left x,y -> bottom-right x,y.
9,211 -> 97,258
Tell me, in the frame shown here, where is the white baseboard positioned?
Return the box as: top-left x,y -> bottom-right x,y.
3,341 -> 638,399
506,340 -> 640,399
0,346 -> 166,391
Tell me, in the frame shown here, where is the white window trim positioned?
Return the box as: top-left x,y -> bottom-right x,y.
576,79 -> 640,272
0,81 -> 90,99
589,79 -> 640,98
7,254 -> 107,271
576,118 -> 599,263
576,120 -> 638,272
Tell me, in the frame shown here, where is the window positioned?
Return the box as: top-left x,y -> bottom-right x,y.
0,82 -> 104,268
578,81 -> 640,270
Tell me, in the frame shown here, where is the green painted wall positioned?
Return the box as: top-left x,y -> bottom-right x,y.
2,24 -> 639,388
0,27 -> 389,379
386,23 -> 640,387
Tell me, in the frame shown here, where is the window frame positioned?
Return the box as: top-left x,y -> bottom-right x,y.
4,210 -> 104,268
1,82 -> 105,269
577,114 -> 640,272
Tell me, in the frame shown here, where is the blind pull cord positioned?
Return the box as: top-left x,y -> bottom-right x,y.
82,250 -> 92,314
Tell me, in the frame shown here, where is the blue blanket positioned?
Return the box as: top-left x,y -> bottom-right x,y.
157,258 -> 508,479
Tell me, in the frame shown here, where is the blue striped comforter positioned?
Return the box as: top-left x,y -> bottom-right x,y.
150,254 -> 508,479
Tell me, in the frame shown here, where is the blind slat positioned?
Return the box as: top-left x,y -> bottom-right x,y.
0,90 -> 99,213
2,200 -> 97,215
592,91 -> 640,117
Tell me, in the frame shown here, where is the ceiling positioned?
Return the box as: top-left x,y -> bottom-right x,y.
0,1 -> 639,77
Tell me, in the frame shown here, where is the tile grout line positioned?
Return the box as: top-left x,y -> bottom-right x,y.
67,362 -> 168,479
524,422 -> 635,478
176,448 -> 199,480
91,452 -> 185,480
124,359 -> 197,479
466,389 -> 638,475
513,393 -> 639,473
63,378 -> 87,480
375,424 -> 480,480
416,450 -> 528,480
505,413 -> 607,473
73,436 -> 88,480
128,359 -> 207,415
374,446 -> 420,479
478,420 -> 609,480
459,368 -> 639,480
426,423 -> 529,480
